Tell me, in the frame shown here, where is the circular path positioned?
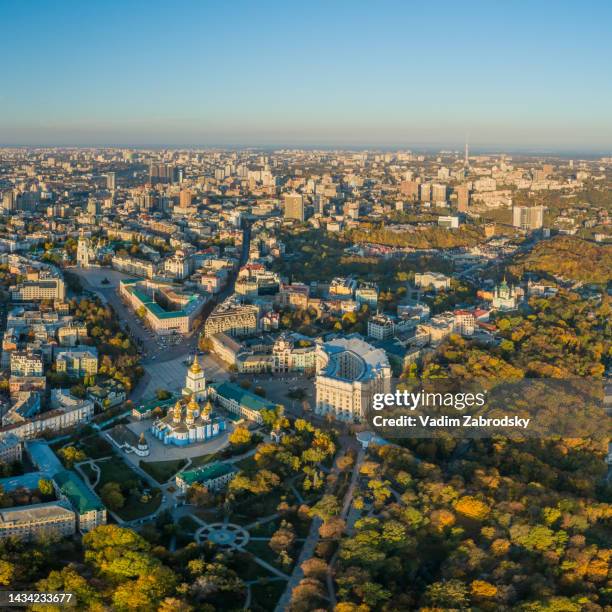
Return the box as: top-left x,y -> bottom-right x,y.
195,522 -> 249,550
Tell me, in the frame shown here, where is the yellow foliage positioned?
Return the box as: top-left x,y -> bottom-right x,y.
491,538 -> 510,556
454,495 -> 491,521
586,558 -> 609,582
471,579 -> 498,598
429,508 -> 456,531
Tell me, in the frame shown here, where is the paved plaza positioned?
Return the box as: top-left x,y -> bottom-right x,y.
139,353 -> 229,399
124,418 -> 233,462
196,522 -> 249,550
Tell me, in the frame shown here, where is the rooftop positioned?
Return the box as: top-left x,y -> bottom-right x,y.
0,501 -> 74,524
178,461 -> 237,485
53,469 -> 104,514
210,381 -> 277,412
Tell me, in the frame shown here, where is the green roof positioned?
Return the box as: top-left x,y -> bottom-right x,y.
130,287 -> 196,319
133,396 -> 175,415
53,470 -> 104,514
211,381 -> 277,412
178,462 -> 237,485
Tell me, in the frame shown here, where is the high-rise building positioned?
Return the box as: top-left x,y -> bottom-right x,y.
399,180 -> 419,199
420,183 -> 431,202
284,193 -> 305,221
87,198 -> 100,216
455,184 -> 470,212
149,163 -> 176,184
106,172 -> 116,190
2,190 -> 15,212
513,205 -> 544,231
432,183 -> 447,204
179,189 -> 193,209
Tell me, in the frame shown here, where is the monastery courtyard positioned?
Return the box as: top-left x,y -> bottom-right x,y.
122,416 -> 235,463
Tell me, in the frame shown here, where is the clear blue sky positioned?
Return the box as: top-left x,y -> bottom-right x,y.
1,0 -> 611,151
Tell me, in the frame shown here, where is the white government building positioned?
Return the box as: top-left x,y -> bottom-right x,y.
315,334 -> 391,422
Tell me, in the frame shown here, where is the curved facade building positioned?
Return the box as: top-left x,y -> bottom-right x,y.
315,334 -> 391,422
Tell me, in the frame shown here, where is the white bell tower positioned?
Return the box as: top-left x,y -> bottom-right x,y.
184,354 -> 206,401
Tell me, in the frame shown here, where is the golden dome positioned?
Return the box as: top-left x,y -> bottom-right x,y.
203,400 -> 212,416
190,354 -> 202,374
187,395 -> 199,411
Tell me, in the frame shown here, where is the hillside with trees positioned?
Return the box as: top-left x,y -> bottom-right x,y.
349,224 -> 484,249
509,236 -> 612,284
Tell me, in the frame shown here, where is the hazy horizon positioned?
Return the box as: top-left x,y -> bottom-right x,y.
2,1 -> 611,152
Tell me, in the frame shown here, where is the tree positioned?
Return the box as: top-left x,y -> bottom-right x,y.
0,559 -> 15,586
38,479 -> 53,496
57,446 -> 86,468
289,577 -> 326,612
156,388 -> 172,400
424,579 -> 469,608
301,557 -> 328,580
228,426 -> 251,446
100,482 -> 125,511
454,495 -> 491,521
188,561 -> 244,604
187,483 -> 211,507
310,495 -> 341,521
269,520 -> 296,556
112,566 -> 177,611
158,598 -> 193,612
36,566 -> 100,609
84,525 -> 158,581
319,517 -> 345,540
471,579 -> 498,599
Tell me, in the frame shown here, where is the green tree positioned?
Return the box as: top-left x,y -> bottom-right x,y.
100,482 -> 125,511
38,479 -> 54,496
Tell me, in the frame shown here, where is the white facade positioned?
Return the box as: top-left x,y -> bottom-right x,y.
315,335 -> 391,422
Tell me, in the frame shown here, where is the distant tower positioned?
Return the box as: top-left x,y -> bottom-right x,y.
184,355 -> 207,401
76,233 -> 91,268
464,141 -> 469,168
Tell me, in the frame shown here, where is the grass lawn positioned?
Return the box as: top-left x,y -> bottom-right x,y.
189,452 -> 220,468
249,580 -> 287,612
95,456 -> 140,488
231,487 -> 299,523
79,435 -> 113,459
234,455 -> 257,473
94,454 -> 163,521
194,507 -> 224,523
115,491 -> 162,521
177,515 -> 201,533
245,540 -> 294,573
247,518 -> 281,537
80,463 -> 97,483
139,458 -> 187,483
232,551 -> 277,582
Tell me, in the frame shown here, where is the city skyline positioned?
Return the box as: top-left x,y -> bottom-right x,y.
2,1 -> 612,151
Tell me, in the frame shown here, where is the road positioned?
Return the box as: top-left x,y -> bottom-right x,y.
274,437 -> 361,612
71,224 -> 251,402
455,235 -> 541,284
